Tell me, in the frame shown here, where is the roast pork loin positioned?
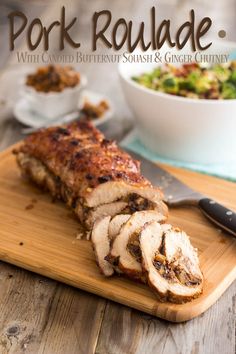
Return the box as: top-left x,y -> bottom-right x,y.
14,121 -> 167,231
14,121 -> 203,303
140,221 -> 203,303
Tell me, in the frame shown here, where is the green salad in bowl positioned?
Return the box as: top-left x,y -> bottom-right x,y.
132,62 -> 236,99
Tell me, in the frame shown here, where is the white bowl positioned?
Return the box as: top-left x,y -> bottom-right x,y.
119,41 -> 236,165
22,75 -> 87,120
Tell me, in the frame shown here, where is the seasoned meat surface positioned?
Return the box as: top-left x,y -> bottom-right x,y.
19,121 -> 146,188
16,121 -> 163,207
140,221 -> 203,303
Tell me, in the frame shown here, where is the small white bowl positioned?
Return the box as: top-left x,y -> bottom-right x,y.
22,75 -> 87,120
119,41 -> 236,165
14,89 -> 114,129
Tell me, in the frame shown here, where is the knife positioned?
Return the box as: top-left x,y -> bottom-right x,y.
126,149 -> 236,237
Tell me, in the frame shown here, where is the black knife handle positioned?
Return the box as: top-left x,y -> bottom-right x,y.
198,198 -> 236,237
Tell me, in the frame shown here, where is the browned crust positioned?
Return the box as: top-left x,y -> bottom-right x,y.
91,244 -> 114,277
118,262 -> 146,283
15,121 -> 157,201
141,261 -> 203,304
147,276 -> 203,304
147,278 -> 203,304
106,249 -> 145,283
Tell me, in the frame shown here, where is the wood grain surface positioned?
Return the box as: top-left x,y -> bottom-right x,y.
0,143 -> 235,324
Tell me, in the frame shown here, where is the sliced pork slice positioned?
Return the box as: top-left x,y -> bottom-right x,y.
91,214 -> 131,277
163,228 -> 203,290
85,195 -> 168,230
108,214 -> 131,240
84,182 -> 163,208
91,216 -> 114,277
84,201 -> 128,229
140,221 -> 203,303
109,211 -> 166,281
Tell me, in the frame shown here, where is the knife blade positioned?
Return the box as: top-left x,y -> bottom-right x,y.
126,148 -> 236,237
126,149 -> 202,206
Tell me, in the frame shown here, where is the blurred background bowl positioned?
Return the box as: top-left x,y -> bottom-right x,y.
22,74 -> 87,120
119,41 -> 236,165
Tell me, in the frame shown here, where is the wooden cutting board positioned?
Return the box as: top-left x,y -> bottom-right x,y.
0,143 -> 236,322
